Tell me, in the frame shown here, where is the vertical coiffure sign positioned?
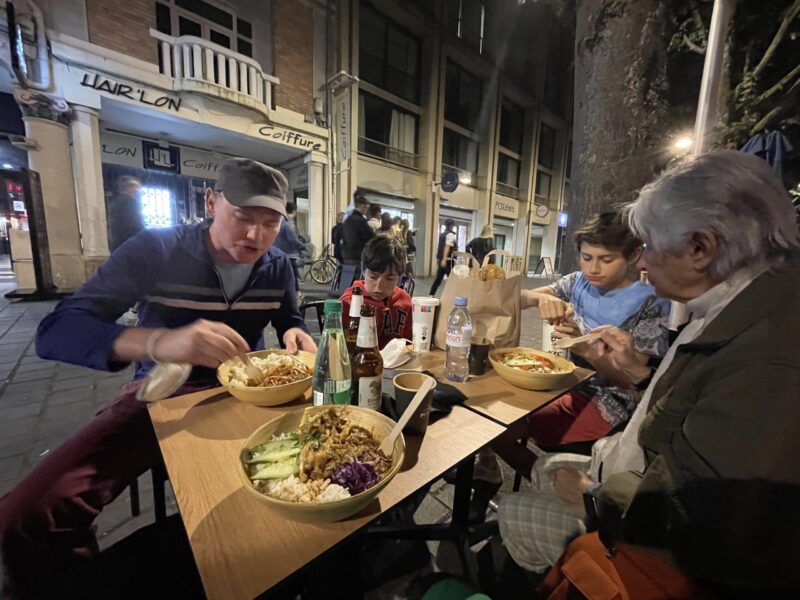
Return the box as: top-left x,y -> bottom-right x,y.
333,87 -> 350,163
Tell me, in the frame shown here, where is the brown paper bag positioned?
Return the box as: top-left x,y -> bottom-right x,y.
434,249 -> 522,349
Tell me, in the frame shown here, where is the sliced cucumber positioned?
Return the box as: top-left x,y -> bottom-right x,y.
247,437 -> 301,464
251,457 -> 300,480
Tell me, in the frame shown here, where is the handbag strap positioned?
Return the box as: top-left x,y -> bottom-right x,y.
450,251 -> 480,277
482,249 -> 524,276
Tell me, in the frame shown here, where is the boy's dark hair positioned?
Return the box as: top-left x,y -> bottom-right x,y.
285,202 -> 297,215
362,235 -> 407,276
574,211 -> 641,258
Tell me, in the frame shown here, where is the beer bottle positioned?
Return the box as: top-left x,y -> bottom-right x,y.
344,286 -> 363,356
351,304 -> 384,410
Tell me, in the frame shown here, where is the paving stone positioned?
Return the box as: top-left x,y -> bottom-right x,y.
47,388 -> 97,406
432,482 -> 456,510
51,378 -> 95,393
3,380 -> 52,395
414,492 -> 452,526
0,389 -> 49,408
0,454 -> 25,480
0,432 -> 36,460
10,369 -> 54,383
43,401 -> 96,421
14,361 -> 55,374
0,401 -> 44,421
0,415 -> 38,437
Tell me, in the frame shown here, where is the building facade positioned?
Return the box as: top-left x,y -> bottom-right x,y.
0,0 -> 571,290
334,0 -> 574,276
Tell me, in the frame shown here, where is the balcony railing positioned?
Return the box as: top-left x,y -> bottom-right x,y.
358,137 -> 419,170
150,30 -> 279,118
496,182 -> 520,198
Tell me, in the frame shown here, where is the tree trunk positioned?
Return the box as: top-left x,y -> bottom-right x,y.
564,0 -> 674,271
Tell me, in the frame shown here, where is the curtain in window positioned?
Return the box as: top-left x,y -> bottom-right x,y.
389,110 -> 415,154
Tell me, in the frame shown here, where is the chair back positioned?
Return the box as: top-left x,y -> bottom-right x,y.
399,274 -> 415,297
329,264 -> 360,298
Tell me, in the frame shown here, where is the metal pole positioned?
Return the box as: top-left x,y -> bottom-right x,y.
669,0 -> 735,330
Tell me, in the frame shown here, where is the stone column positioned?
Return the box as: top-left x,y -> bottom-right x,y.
15,89 -> 85,289
70,105 -> 110,277
305,153 -> 326,251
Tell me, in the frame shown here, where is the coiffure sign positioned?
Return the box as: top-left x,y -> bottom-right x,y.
257,126 -> 323,151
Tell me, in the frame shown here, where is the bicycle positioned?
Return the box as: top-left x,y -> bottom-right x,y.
306,243 -> 338,284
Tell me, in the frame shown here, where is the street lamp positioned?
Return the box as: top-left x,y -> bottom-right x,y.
673,137 -> 693,151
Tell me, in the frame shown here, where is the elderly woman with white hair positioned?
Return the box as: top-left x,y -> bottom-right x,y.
500,150 -> 800,597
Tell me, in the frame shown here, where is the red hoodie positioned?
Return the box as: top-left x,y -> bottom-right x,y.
340,281 -> 413,349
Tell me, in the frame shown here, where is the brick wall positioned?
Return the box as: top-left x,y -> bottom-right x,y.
86,0 -> 157,65
272,0 -> 314,115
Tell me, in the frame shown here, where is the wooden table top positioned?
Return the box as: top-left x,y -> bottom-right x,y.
148,388 -> 505,600
409,351 -> 594,426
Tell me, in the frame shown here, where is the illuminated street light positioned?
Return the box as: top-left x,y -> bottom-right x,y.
674,137 -> 693,150
458,174 -> 472,186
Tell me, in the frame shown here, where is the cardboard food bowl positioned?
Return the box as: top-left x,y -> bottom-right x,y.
239,406 -> 405,522
217,350 -> 314,406
488,347 -> 576,391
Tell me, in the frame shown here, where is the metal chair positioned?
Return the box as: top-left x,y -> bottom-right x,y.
299,264 -> 361,331
129,463 -> 169,523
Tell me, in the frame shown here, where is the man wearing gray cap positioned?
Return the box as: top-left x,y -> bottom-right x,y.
0,158 -> 316,598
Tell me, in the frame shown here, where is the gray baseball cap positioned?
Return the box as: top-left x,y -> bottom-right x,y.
213,158 -> 288,218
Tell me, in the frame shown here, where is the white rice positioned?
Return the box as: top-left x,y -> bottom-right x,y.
228,354 -> 305,387
262,476 -> 351,504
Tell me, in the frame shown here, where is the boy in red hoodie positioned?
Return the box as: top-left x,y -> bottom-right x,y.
340,235 -> 413,349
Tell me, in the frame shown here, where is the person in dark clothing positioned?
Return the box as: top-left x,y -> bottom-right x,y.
107,175 -> 144,251
429,219 -> 457,296
342,193 -> 374,265
466,224 -> 495,265
273,201 -> 307,291
331,212 -> 345,262
0,158 -> 316,600
366,203 -> 382,233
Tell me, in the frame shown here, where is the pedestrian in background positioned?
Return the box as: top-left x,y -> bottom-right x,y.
366,204 -> 382,233
331,212 -> 345,263
466,224 -> 495,265
107,175 -> 144,252
273,202 -> 306,294
429,219 -> 457,296
378,212 -> 393,235
399,218 -> 416,277
342,193 -> 374,265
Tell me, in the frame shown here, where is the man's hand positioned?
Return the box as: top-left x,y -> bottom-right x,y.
154,319 -> 250,368
440,259 -> 447,268
537,296 -> 574,325
283,327 -> 317,354
550,467 -> 594,508
593,326 -> 651,382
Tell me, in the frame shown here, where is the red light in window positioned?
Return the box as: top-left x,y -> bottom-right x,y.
15,185 -> 22,192
5,184 -> 12,191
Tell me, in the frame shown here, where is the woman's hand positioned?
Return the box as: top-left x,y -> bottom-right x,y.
550,467 -> 594,508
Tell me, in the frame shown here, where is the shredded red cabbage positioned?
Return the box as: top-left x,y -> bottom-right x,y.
331,462 -> 379,494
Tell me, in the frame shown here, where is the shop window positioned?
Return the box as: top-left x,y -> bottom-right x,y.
158,1 -> 254,59
499,99 -> 524,154
358,92 -> 418,168
141,186 -> 174,229
445,59 -> 483,131
359,3 -> 421,104
538,124 -> 556,169
442,128 -> 479,179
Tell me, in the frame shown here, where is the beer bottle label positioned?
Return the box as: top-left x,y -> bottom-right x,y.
349,294 -> 363,318
356,316 -> 378,348
314,379 -> 352,405
357,376 -> 382,410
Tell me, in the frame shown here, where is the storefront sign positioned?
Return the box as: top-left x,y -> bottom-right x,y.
80,73 -> 182,112
333,87 -> 350,162
257,126 -> 323,151
12,200 -> 25,212
181,147 -> 224,179
142,141 -> 180,173
101,132 -> 140,168
494,198 -> 519,219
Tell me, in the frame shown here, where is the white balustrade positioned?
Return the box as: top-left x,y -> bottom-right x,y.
150,29 -> 279,116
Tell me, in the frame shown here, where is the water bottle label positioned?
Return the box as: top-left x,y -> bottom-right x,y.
446,325 -> 472,348
357,376 -> 381,410
315,379 -> 352,405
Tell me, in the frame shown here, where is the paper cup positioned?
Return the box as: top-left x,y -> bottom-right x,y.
411,297 -> 440,353
393,373 -> 437,436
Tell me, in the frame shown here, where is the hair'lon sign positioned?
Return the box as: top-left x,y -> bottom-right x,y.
80,73 -> 182,112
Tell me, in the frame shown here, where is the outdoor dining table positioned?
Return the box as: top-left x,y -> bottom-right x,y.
148,351 -> 593,599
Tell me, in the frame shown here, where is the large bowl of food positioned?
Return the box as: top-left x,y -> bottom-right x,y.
489,347 -> 576,391
239,405 -> 405,522
218,350 -> 314,406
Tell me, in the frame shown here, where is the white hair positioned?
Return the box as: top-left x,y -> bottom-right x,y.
626,150 -> 800,279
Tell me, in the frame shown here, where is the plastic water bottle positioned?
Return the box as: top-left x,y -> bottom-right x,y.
445,296 -> 472,382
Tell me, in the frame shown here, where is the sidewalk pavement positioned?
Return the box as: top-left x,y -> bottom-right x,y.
0,272 -> 553,594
